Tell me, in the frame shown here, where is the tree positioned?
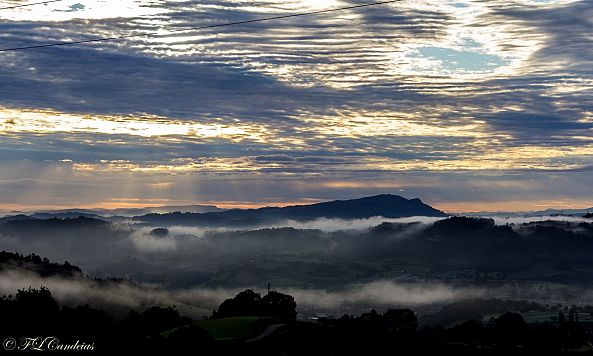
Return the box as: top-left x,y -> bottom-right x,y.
121,306 -> 191,337
213,289 -> 297,319
149,228 -> 169,237
383,308 -> 417,332
451,319 -> 483,344
214,289 -> 262,318
494,312 -> 530,347
0,287 -> 60,334
261,291 -> 297,320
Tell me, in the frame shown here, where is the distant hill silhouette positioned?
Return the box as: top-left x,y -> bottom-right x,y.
0,205 -> 224,221
29,212 -> 104,220
0,250 -> 82,277
0,216 -> 107,230
0,214 -> 33,224
133,194 -> 447,226
0,216 -> 111,240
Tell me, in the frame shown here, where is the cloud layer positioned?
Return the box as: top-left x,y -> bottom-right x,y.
0,269 -> 486,316
0,0 -> 592,210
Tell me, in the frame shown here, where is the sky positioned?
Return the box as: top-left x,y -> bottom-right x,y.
0,0 -> 592,212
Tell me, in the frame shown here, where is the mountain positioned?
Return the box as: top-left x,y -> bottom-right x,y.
101,205 -> 224,216
0,216 -> 111,240
133,194 -> 448,226
0,214 -> 33,224
0,205 -> 224,220
29,212 -> 104,220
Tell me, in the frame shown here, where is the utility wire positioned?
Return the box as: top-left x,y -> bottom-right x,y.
0,0 -> 400,52
0,0 -> 68,10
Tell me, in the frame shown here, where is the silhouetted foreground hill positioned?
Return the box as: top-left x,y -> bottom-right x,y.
1,250 -> 593,354
133,194 -> 448,226
1,283 -> 592,354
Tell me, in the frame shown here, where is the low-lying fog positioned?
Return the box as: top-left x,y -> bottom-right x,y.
3,268 -> 593,319
2,214 -> 593,317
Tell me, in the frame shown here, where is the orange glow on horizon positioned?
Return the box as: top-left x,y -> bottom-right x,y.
1,198 -> 591,215
0,199 -> 326,213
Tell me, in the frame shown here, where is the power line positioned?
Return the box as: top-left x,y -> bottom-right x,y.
0,0 -> 68,10
0,0 -> 400,52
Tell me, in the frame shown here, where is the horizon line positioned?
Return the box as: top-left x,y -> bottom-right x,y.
1,196 -> 592,215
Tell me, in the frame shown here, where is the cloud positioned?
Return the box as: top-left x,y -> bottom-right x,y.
0,0 -> 592,209
0,269 -> 486,316
483,112 -> 593,145
487,215 -> 593,226
0,269 -> 159,314
285,280 -> 485,308
130,229 -> 178,252
3,268 -> 593,319
266,216 -> 444,232
121,217 -> 438,254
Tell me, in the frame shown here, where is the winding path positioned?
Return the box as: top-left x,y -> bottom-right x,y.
246,324 -> 286,342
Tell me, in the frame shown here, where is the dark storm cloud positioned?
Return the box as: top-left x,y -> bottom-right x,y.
484,112 -> 593,145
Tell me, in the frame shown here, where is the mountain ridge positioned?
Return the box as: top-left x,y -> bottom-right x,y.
133,194 -> 448,226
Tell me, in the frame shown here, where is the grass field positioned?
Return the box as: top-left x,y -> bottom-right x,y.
196,317 -> 271,341
162,316 -> 274,341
